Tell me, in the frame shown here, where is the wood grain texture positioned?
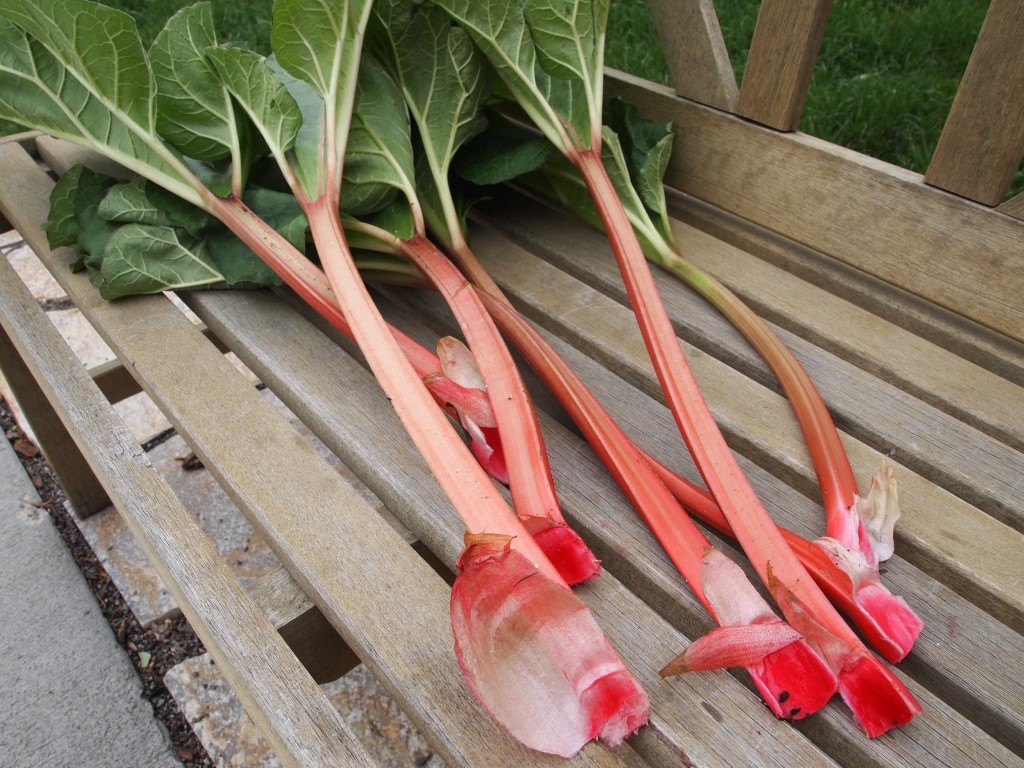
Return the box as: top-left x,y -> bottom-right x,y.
0,213 -> 376,768
607,72 -> 1024,344
643,0 -> 738,110
735,0 -> 833,130
925,0 -> 1024,205
0,322 -> 110,516
998,189 -> 1024,219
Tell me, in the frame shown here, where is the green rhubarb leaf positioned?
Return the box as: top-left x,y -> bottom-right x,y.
151,2 -> 252,172
204,47 -> 302,174
0,1 -> 201,207
243,187 -> 308,251
99,179 -> 176,227
524,0 -> 608,98
203,226 -> 287,288
428,0 -> 563,148
342,55 -> 415,218
46,166 -> 91,250
371,0 -> 489,242
98,224 -> 227,299
453,115 -> 555,186
430,0 -> 606,151
603,98 -> 675,245
270,0 -> 373,181
49,166 -> 120,273
98,178 -> 217,237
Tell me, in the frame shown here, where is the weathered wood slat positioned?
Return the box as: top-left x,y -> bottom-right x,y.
668,191 -> 1024,387
0,321 -> 110,515
642,0 -> 738,111
999,191 -> 1024,220
465,223 -> 1024,636
0,223 -> 377,768
478,196 -> 1024,531
5,138 -> 636,768
735,0 -> 833,130
606,72 -> 1024,345
925,0 -> 1024,206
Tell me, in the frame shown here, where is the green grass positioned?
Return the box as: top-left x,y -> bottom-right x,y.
4,0 -> 1019,197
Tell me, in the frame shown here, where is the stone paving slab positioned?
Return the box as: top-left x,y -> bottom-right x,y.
165,654 -> 445,768
0,425 -> 179,768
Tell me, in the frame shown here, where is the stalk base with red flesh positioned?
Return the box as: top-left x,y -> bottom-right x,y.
452,534 -> 649,757
401,236 -> 599,584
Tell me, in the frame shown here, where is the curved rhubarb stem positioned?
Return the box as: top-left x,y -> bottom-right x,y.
654,253 -> 899,568
304,197 -> 647,756
573,149 -> 921,736
474,284 -> 922,663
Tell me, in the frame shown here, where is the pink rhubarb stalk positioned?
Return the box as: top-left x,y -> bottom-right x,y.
572,149 -> 921,736
479,290 -> 837,717
347,219 -> 600,584
473,281 -> 921,663
305,194 -> 647,756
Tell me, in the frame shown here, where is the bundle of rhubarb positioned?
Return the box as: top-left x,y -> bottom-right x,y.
0,0 -> 923,756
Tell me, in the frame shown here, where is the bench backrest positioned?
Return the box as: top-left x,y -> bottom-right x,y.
623,0 -> 1024,345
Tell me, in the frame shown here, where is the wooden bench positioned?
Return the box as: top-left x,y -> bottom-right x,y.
0,1 -> 1022,765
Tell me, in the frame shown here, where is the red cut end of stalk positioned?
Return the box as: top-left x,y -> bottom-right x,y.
451,535 -> 648,757
837,652 -> 923,738
519,515 -> 601,584
855,582 -> 924,662
750,633 -> 840,720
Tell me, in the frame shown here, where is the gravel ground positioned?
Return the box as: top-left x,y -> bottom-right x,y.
1,398 -> 212,767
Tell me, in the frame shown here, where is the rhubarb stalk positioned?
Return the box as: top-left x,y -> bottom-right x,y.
432,0 -> 921,735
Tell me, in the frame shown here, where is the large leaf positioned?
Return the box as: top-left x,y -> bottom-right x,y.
371,0 -> 488,243
205,47 -> 302,171
430,0 -> 605,151
342,55 -> 416,219
0,0 -> 201,206
98,177 -> 216,236
150,2 -> 251,169
453,114 -> 555,186
524,0 -> 608,99
270,0 -> 373,181
603,98 -> 675,245
98,224 -> 227,299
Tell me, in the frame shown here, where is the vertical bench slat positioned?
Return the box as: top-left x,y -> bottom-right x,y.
644,0 -> 738,111
0,310 -> 110,516
925,0 -> 1024,206
735,0 -> 833,130
999,190 -> 1024,220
